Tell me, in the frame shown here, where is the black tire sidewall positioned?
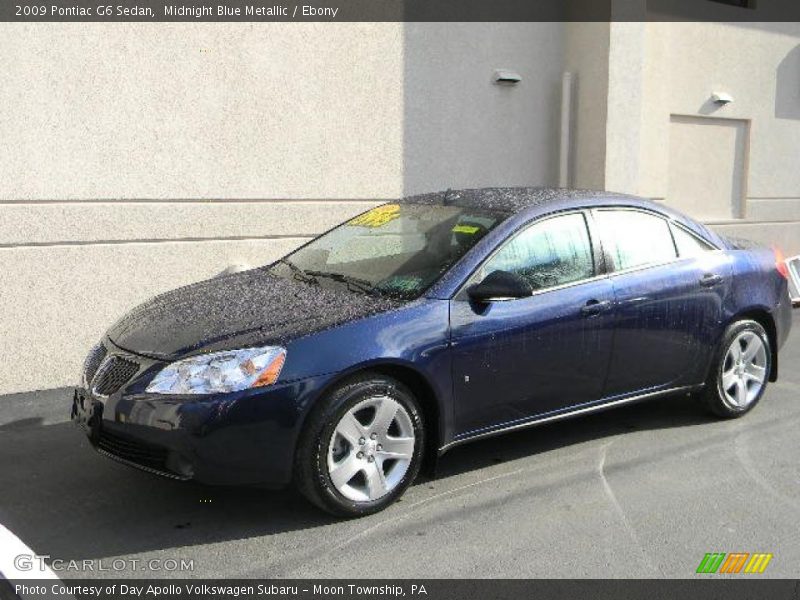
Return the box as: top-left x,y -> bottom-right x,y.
709,320 -> 771,417
303,375 -> 425,517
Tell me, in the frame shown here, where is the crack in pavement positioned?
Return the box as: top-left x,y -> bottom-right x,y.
272,446 -> 604,577
734,429 -> 800,513
596,439 -> 662,577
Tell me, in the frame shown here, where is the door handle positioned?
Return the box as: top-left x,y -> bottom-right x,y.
580,299 -> 612,316
699,273 -> 723,287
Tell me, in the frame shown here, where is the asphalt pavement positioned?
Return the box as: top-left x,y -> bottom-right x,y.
1,314 -> 799,579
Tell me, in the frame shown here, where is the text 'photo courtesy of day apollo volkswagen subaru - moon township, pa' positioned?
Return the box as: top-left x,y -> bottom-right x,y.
72,187 -> 793,517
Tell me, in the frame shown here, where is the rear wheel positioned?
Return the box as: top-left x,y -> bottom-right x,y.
699,319 -> 771,418
295,373 -> 424,517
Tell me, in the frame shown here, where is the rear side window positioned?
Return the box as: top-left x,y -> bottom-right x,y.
595,210 -> 676,271
671,224 -> 715,258
479,213 -> 594,291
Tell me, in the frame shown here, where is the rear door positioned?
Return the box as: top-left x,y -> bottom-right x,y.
594,209 -> 731,397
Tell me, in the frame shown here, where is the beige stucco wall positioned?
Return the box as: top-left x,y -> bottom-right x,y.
0,22 -> 568,395
564,22 -> 610,190
402,22 -> 565,194
0,23 -> 404,394
2,18 -> 797,395
0,23 -> 405,200
636,21 -> 800,252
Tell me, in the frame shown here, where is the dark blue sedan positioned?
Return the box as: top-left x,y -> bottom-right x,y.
72,187 -> 793,516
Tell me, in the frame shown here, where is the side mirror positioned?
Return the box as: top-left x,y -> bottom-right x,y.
466,270 -> 532,303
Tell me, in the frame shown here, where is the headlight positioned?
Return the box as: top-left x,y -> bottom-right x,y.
146,346 -> 287,395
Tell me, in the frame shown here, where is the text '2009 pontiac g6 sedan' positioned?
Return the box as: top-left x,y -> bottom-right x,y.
72,188 -> 793,516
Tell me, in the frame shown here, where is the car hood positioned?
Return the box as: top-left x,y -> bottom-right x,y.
107,268 -> 400,361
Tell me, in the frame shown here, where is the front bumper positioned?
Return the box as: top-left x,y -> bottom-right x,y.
72,345 -> 333,486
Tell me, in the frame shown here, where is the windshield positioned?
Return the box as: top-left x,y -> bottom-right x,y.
269,203 -> 505,299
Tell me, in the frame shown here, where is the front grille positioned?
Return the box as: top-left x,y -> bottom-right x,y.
92,356 -> 139,396
97,429 -> 169,471
83,343 -> 107,385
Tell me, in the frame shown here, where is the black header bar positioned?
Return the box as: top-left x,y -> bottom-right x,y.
3,0 -> 800,22
4,579 -> 800,600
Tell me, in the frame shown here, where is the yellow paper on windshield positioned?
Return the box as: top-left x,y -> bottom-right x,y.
348,204 -> 401,228
452,224 -> 480,234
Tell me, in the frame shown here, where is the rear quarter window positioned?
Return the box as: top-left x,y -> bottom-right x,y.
670,224 -> 715,258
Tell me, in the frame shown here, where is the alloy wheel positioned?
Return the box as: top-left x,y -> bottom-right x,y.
720,330 -> 768,410
327,395 -> 416,502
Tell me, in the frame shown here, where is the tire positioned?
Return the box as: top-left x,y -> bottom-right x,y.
295,373 -> 425,517
699,319 -> 772,419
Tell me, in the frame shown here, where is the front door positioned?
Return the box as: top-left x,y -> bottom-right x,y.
450,212 -> 615,436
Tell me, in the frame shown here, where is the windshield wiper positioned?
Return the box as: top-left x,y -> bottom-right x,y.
303,270 -> 380,296
278,258 -> 319,285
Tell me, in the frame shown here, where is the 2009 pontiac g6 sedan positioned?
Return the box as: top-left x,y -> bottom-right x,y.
72,187 -> 793,516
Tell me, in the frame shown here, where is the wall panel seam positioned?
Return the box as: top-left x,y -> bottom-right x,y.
0,235 -> 313,250
0,198 -> 384,205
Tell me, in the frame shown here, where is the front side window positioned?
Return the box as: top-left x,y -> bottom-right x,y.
595,210 -> 676,271
477,213 -> 595,292
270,203 -> 505,299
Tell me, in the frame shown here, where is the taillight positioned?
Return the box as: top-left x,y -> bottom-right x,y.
774,246 -> 789,279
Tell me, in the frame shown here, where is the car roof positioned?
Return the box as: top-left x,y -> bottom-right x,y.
399,187 -> 641,215
399,186 -> 724,244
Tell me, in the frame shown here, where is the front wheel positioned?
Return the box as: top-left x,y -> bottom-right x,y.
699,319 -> 771,418
295,373 -> 425,517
